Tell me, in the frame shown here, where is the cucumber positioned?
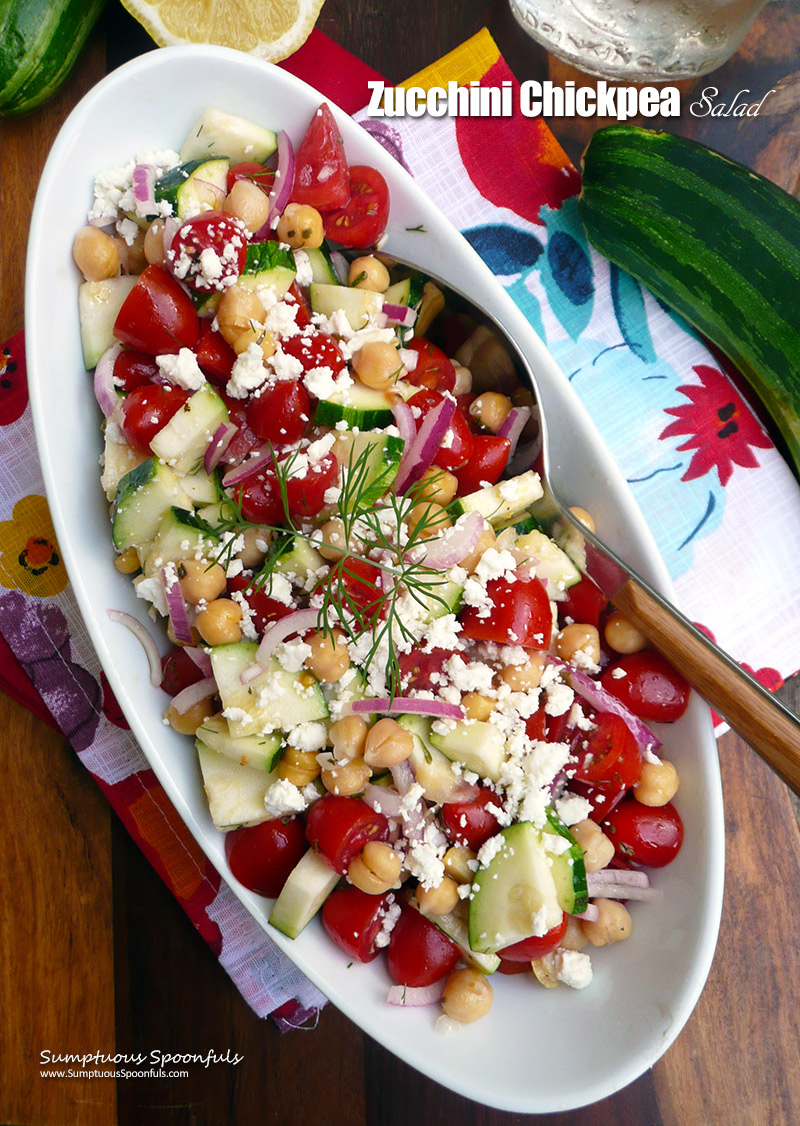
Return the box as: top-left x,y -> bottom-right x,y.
543,809 -> 588,916
579,125 -> 800,476
78,276 -> 138,369
384,273 -> 425,310
314,383 -> 395,430
309,282 -> 383,330
196,743 -> 277,830
429,904 -> 500,974
268,534 -> 325,583
149,381 -> 229,474
397,714 -> 467,803
210,641 -> 328,737
340,431 -> 405,509
429,720 -> 507,782
197,715 -> 284,773
141,506 -> 219,577
238,242 -> 296,298
112,458 -> 191,551
303,244 -> 340,285
180,107 -> 278,165
154,158 -> 229,220
468,822 -> 563,955
0,0 -> 105,117
514,529 -> 580,591
452,470 -> 543,527
268,849 -> 340,937
100,426 -> 146,501
179,466 -> 219,506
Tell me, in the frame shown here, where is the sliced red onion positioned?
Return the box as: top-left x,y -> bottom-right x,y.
106,609 -> 162,687
88,214 -> 116,230
398,347 -> 418,372
573,904 -> 600,922
184,646 -> 213,676
508,434 -> 542,477
391,401 -> 416,448
267,130 -> 295,226
550,657 -> 661,757
418,511 -> 484,570
253,607 -> 319,669
94,342 -> 123,417
352,697 -> 464,720
498,406 -> 531,461
382,303 -> 417,329
395,396 -> 456,495
389,758 -> 416,796
192,178 -> 225,208
170,676 -> 217,715
204,421 -> 238,473
588,868 -> 650,888
329,251 -> 349,284
131,163 -> 156,217
161,566 -> 194,646
362,783 -> 403,818
221,447 -> 274,488
387,981 -> 445,1007
585,880 -> 662,902
162,216 -> 181,257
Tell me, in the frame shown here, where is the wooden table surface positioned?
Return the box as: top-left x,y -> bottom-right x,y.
3,2 -> 800,1123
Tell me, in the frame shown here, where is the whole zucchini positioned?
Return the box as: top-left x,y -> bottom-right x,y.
578,125 -> 800,476
0,0 -> 106,117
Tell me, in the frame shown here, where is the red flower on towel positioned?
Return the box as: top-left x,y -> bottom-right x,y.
660,364 -> 771,486
0,342 -> 27,426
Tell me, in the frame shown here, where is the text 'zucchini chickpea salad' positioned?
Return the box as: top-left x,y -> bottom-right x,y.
75,102 -> 690,1025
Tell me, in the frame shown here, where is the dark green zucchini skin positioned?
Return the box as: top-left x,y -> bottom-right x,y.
578,125 -> 800,476
0,0 -> 106,117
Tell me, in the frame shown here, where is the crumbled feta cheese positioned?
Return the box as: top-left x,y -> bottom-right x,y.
287,721 -> 328,751
264,778 -> 309,818
554,949 -> 593,989
555,793 -> 593,826
226,343 -> 269,398
276,637 -> 313,673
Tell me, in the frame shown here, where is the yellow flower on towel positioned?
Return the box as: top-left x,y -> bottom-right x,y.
0,495 -> 67,598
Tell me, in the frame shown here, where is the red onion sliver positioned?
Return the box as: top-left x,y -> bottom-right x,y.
352,697 -> 464,720
204,421 -> 238,473
574,904 -> 600,923
192,178 -> 225,208
131,163 -> 156,217
391,401 -> 416,449
184,646 -> 213,676
93,342 -> 123,417
387,981 -> 445,1007
382,302 -> 417,329
362,783 -> 403,818
171,676 -> 217,715
419,511 -> 484,570
162,216 -> 181,258
588,869 -> 650,888
497,405 -> 531,461
161,567 -> 194,646
253,608 -> 319,669
585,883 -> 662,902
395,395 -> 456,495
221,447 -> 274,487
329,251 -> 349,284
267,130 -> 295,225
550,657 -> 661,757
389,758 -> 416,796
106,609 -> 163,687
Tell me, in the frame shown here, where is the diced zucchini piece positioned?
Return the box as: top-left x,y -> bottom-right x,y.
180,467 -> 219,506
453,470 -> 544,527
514,529 -> 581,591
430,903 -> 500,974
101,424 -> 147,501
196,743 -> 277,830
543,809 -> 588,915
141,506 -> 220,577
238,242 -> 296,298
210,642 -> 328,737
198,715 -> 284,773
155,157 -> 230,220
269,534 -> 325,584
79,276 -> 138,369
149,382 -> 229,475
302,244 -> 340,285
397,715 -> 466,804
269,849 -> 340,937
309,282 -> 383,330
180,107 -> 278,165
112,458 -> 191,551
428,720 -> 507,782
339,431 -> 405,509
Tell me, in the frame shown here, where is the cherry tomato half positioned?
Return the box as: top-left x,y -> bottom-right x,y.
600,651 -> 690,723
460,575 -> 552,650
441,786 -> 503,851
322,887 -> 392,963
113,349 -> 160,392
407,389 -> 474,471
114,264 -> 199,355
404,338 -> 456,394
602,798 -> 684,868
290,102 -> 351,212
386,905 -> 461,987
323,166 -> 389,249
572,712 -> 643,790
398,647 -> 458,694
160,647 -> 206,696
194,322 -> 237,386
234,463 -> 285,525
225,816 -> 307,897
168,212 -> 248,294
220,396 -> 262,467
558,577 -> 608,631
226,161 -> 275,195
282,330 -> 346,378
247,380 -> 310,444
305,794 -> 389,875
227,574 -> 293,635
284,450 -> 339,519
316,556 -> 384,622
119,383 -> 191,453
498,912 -> 567,962
453,435 -> 511,495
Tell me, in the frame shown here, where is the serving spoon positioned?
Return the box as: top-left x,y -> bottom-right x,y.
381,253 -> 800,793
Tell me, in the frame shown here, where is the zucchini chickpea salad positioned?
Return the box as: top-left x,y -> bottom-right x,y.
74,102 -> 689,1026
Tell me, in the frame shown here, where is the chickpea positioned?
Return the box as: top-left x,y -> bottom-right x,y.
559,915 -> 589,952
442,968 -> 493,1023
144,219 -> 168,265
416,876 -> 460,917
113,230 -> 147,275
469,392 -> 513,433
443,845 -> 477,884
604,610 -> 648,655
217,285 -> 266,348
236,526 -> 271,570
405,501 -> 451,541
278,745 -> 321,787
531,955 -> 560,989
461,692 -> 495,721
348,841 -> 402,895
348,255 -> 390,292
571,818 -> 615,874
416,466 -> 458,507
582,899 -> 633,947
72,226 -> 120,281
167,618 -> 200,647
177,559 -> 227,605
320,755 -> 372,796
451,362 -> 473,395
194,598 -> 243,646
276,202 -> 324,249
569,506 -> 596,533
231,324 -> 276,360
556,622 -> 601,665
165,697 -> 214,735
114,547 -> 140,575
468,335 -> 516,394
498,653 -> 546,692
329,714 -> 369,762
352,341 -> 404,390
459,522 -> 496,573
363,717 -> 413,769
223,178 -> 270,233
635,758 -> 679,807
318,518 -> 348,560
305,628 -> 350,683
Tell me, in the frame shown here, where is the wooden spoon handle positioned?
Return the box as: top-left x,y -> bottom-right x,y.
613,578 -> 800,794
